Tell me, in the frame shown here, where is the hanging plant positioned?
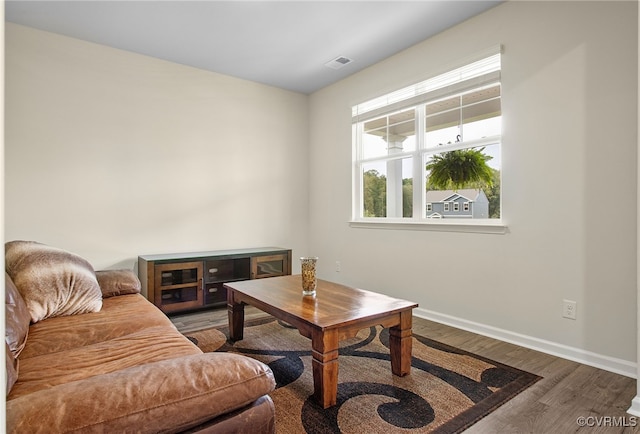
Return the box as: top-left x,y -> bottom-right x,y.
426,147 -> 494,190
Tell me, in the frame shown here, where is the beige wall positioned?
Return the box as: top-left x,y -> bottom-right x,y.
309,1 -> 638,369
5,23 -> 310,271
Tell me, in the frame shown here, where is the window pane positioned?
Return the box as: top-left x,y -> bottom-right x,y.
362,119 -> 388,159
363,110 -> 416,159
362,158 -> 413,218
385,157 -> 413,218
480,143 -> 501,219
362,162 -> 387,217
402,158 -> 413,218
425,143 -> 500,219
462,84 -> 501,141
388,109 -> 416,152
425,95 -> 461,148
393,157 -> 413,218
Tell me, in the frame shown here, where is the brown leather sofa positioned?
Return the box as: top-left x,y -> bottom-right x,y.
5,241 -> 276,433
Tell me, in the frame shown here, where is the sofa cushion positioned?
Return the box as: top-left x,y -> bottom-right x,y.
5,273 -> 30,357
96,269 -> 141,298
5,241 -> 102,323
7,353 -> 276,433
6,342 -> 18,396
19,294 -> 176,359
9,325 -> 201,399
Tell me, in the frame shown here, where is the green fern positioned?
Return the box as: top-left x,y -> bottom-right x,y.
426,148 -> 494,190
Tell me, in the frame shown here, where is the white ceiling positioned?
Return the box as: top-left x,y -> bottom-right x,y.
5,1 -> 502,94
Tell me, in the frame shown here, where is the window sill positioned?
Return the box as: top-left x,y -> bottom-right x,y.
348,219 -> 508,234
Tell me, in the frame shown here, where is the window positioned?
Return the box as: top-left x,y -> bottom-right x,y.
352,49 -> 502,229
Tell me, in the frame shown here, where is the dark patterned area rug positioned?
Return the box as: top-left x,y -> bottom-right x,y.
185,317 -> 540,433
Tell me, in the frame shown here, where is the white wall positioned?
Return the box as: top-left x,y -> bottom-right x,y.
4,23 -> 310,270
309,1 -> 638,368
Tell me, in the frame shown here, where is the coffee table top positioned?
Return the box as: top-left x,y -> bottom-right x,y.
225,274 -> 418,330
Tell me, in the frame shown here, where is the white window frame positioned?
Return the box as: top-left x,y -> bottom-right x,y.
350,47 -> 507,234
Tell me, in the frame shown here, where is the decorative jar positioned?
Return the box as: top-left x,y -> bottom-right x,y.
300,257 -> 318,296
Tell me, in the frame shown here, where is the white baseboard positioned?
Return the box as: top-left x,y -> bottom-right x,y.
414,307 -> 637,379
627,396 -> 640,416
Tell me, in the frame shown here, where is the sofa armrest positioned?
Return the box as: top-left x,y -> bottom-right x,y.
95,269 -> 141,298
7,352 -> 276,433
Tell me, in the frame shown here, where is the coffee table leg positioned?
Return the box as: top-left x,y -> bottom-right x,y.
227,290 -> 245,342
311,329 -> 339,408
389,309 -> 413,376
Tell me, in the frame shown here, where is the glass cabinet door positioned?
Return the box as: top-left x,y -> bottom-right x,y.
154,261 -> 203,313
251,254 -> 289,279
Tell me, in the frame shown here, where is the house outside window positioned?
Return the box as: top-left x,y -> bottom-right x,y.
352,49 -> 502,226
427,190 -> 488,218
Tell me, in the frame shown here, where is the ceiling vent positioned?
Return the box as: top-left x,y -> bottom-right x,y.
325,56 -> 353,70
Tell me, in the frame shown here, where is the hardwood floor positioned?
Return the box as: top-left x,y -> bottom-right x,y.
169,305 -> 269,333
411,319 -> 639,434
170,309 -> 639,433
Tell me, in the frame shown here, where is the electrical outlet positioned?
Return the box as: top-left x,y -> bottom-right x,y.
562,299 -> 577,320
335,261 -> 341,272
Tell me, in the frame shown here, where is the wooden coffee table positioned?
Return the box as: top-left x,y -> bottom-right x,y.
225,275 -> 418,408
